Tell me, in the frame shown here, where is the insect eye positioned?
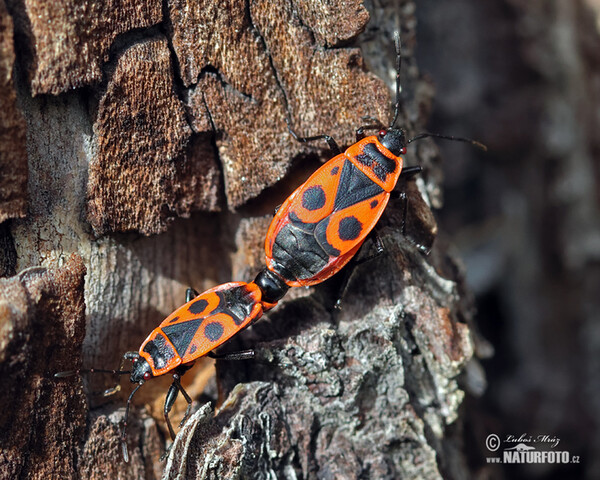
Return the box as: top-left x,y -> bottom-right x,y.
143,372 -> 151,381
378,129 -> 387,137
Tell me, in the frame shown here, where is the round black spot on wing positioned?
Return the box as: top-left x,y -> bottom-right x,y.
188,298 -> 209,314
302,185 -> 326,211
189,344 -> 197,355
370,199 -> 378,209
338,216 -> 363,241
331,166 -> 339,175
168,316 -> 180,324
205,321 -> 224,342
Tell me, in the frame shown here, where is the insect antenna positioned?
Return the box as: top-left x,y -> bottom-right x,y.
408,132 -> 488,151
386,32 -> 486,152
54,368 -> 131,378
390,31 -> 403,129
55,351 -> 136,396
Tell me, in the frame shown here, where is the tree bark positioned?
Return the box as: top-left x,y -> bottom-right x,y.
0,1 -> 481,479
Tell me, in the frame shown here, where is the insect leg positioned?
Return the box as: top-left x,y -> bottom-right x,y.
163,371 -> 194,439
173,375 -> 193,428
389,166 -> 422,236
355,123 -> 384,141
398,165 -> 422,180
356,234 -> 385,265
96,351 -> 139,396
389,191 -> 410,236
163,382 -> 179,441
185,287 -> 199,303
207,349 -> 255,361
286,119 -> 341,155
122,381 -> 144,463
334,235 -> 386,310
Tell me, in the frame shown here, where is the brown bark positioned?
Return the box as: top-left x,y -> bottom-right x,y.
1,0 -> 483,479
6,0 -> 162,95
87,36 -> 220,236
0,0 -> 27,224
0,256 -> 87,480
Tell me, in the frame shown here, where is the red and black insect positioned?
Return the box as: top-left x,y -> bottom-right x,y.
264,35 -> 485,287
56,33 -> 484,463
56,273 -> 288,462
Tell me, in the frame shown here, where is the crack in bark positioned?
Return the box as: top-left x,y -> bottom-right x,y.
245,0 -> 293,122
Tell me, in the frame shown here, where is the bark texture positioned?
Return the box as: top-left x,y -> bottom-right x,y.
0,0 -> 27,223
0,257 -> 87,480
0,0 -> 547,478
6,0 -> 162,95
87,36 -> 221,236
164,224 -> 475,479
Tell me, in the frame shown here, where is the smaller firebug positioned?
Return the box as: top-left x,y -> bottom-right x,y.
56,269 -> 288,462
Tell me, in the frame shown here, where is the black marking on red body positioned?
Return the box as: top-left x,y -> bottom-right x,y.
162,319 -> 203,357
370,200 -> 378,208
314,218 -> 343,256
331,166 -> 339,175
189,344 -> 198,355
289,211 -> 318,233
188,298 -> 209,314
205,322 -> 224,342
159,285 -> 258,358
270,222 -> 331,281
338,216 -> 362,241
333,159 -> 383,211
269,160 -> 385,283
216,286 -> 256,326
302,185 -> 327,211
143,333 -> 176,370
168,316 -> 180,324
354,142 -> 397,181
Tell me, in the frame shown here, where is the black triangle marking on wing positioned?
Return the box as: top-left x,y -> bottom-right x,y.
162,318 -> 203,357
333,160 -> 384,211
